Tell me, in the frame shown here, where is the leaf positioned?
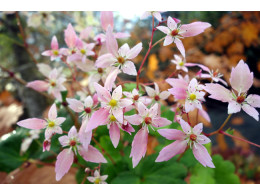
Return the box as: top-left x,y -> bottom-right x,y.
110,171 -> 140,184
189,155 -> 240,184
122,83 -> 142,93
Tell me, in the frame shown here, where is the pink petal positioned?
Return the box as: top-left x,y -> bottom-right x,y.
94,82 -> 111,103
64,23 -> 77,48
145,86 -> 156,97
137,102 -> 149,117
153,12 -> 162,22
204,83 -> 232,103
104,68 -> 121,92
114,32 -> 130,39
121,122 -> 135,134
55,149 -> 74,181
85,108 -> 110,132
109,122 -> 120,148
55,117 -> 66,125
51,36 -> 59,50
230,60 -> 253,93
228,101 -> 241,114
156,26 -> 170,34
95,53 -> 116,68
112,85 -> 122,100
174,38 -> 185,57
79,119 -> 92,149
180,22 -> 211,37
167,16 -> 177,30
152,117 -> 172,128
246,94 -> 260,108
192,143 -> 215,168
58,135 -> 69,147
126,42 -> 142,59
48,104 -> 57,120
156,140 -> 187,162
130,128 -> 148,168
193,123 -> 203,135
168,88 -> 187,100
78,145 -> 107,163
122,61 -> 137,76
197,135 -> 211,145
118,43 -> 130,57
106,25 -> 118,57
166,78 -> 188,88
66,98 -> 84,112
118,99 -> 133,108
80,26 -> 92,40
112,107 -> 123,123
26,80 -> 49,92
125,114 -> 143,125
159,91 -> 171,100
68,126 -> 78,138
101,11 -> 114,31
157,129 -> 186,140
180,118 -> 191,134
41,50 -> 52,56
242,104 -> 259,121
17,118 -> 47,130
163,35 -> 174,46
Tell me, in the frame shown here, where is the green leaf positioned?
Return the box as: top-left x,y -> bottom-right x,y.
111,171 -> 140,184
122,83 -> 143,93
61,91 -> 68,102
190,155 -> 240,184
225,128 -> 235,135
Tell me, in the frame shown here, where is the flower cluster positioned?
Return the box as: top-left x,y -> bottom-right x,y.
16,11 -> 260,183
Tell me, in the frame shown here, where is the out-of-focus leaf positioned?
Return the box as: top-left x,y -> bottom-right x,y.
111,171 -> 140,184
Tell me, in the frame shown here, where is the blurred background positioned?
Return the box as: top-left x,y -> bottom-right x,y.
0,11 -> 260,184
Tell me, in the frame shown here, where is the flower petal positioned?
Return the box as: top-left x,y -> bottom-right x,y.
85,108 -> 110,132
66,98 -> 84,112
95,53 -> 116,68
55,149 -> 74,181
157,129 -> 186,140
193,123 -> 203,135
106,25 -> 118,57
156,140 -> 187,162
167,16 -> 177,30
179,118 -> 191,134
242,104 -> 259,121
156,26 -> 171,34
192,143 -> 215,168
101,11 -> 114,31
230,60 -> 253,93
26,80 -> 49,92
163,35 -> 174,46
130,128 -> 148,168
152,117 -> 172,128
64,23 -> 77,48
94,82 -> 111,103
51,36 -> 59,50
109,122 -> 120,148
246,94 -> 260,108
78,145 -> 107,163
122,61 -> 137,76
204,83 -> 232,103
124,114 -> 143,125
48,104 -> 57,120
17,118 -> 47,130
112,85 -> 122,100
174,38 -> 185,57
228,101 -> 241,114
112,107 -> 123,123
126,42 -> 142,59
180,22 -> 211,37
104,68 -> 121,92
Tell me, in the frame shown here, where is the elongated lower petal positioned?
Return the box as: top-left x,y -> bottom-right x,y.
78,145 -> 107,163
109,122 -> 120,148
192,143 -> 215,168
158,129 -> 186,140
156,140 -> 187,162
55,149 -> 74,181
17,118 -> 47,130
85,108 -> 110,132
130,128 -> 148,168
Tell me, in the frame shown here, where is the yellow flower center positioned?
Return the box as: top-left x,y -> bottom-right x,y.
189,93 -> 196,101
179,61 -> 184,66
53,50 -> 59,56
94,178 -> 100,184
109,99 -> 117,107
48,121 -> 55,127
110,115 -> 116,122
80,49 -> 86,55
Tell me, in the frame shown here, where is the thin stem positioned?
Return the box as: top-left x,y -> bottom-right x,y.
151,37 -> 165,48
15,12 -> 38,64
207,114 -> 232,136
136,15 -> 155,88
220,130 -> 260,148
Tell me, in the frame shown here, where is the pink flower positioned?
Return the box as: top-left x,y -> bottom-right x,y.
95,26 -> 142,76
145,82 -> 170,102
157,16 -> 211,57
85,83 -> 133,132
17,104 -> 66,141
94,11 -> 129,44
204,60 -> 260,121
67,39 -> 95,63
123,88 -> 152,111
55,126 -> 107,181
125,102 -> 172,167
27,68 -> 66,101
42,36 -> 64,61
167,77 -> 205,113
64,23 -> 78,49
140,11 -> 164,22
198,68 -> 227,86
171,55 -> 209,72
87,170 -> 108,184
156,119 -> 215,168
